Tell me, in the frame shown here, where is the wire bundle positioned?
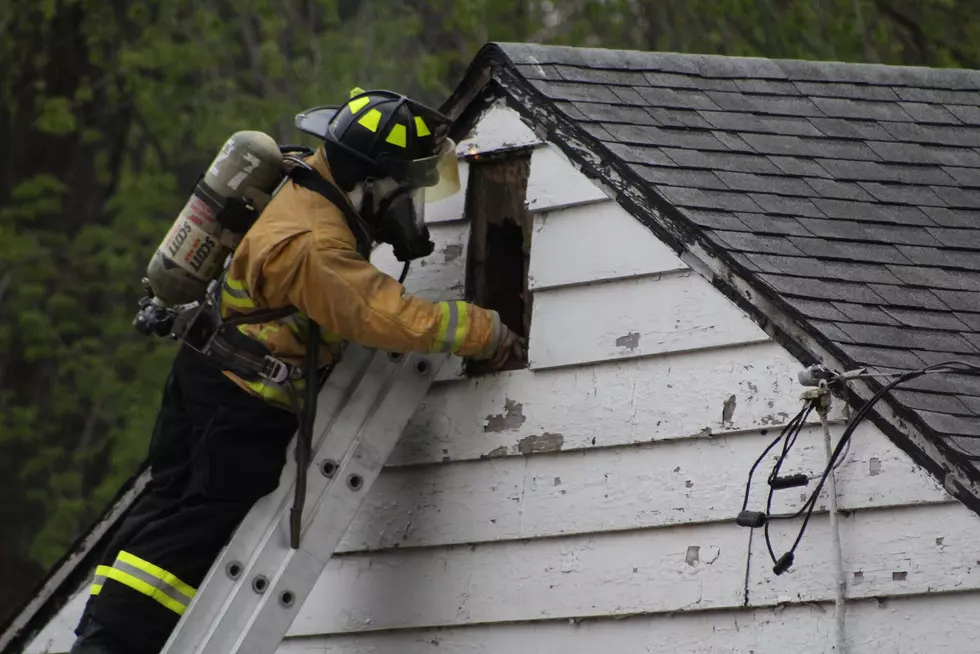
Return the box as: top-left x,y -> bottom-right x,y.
738,359 -> 980,575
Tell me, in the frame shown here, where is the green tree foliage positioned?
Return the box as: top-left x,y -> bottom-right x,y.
1,0 -> 976,622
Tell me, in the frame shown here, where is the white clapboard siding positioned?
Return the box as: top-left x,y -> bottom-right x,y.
455,104 -> 543,156
280,592 -> 980,654
371,221 -> 469,303
390,340 -> 847,466
337,421 -> 949,553
287,521 -> 746,637
524,144 -> 610,212
528,199 -> 688,291
290,504 -> 979,637
751,502 -> 980,605
528,271 -> 768,370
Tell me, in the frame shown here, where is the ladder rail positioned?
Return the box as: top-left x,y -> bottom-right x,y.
159,346 -> 375,650
160,346 -> 444,654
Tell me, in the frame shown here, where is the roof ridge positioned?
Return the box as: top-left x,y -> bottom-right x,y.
490,41 -> 980,90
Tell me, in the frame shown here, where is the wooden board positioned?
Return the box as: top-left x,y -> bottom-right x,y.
370,222 -> 469,303
524,144 -> 610,213
527,271 -> 768,370
279,592 -> 980,654
390,340 -> 846,466
338,421 -> 949,553
528,200 -> 688,291
751,501 -> 980,605
288,521 -> 747,637
287,501 -> 980,636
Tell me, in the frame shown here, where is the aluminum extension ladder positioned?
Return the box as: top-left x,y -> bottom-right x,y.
160,345 -> 446,654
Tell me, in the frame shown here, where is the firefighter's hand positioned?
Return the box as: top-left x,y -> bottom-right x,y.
488,325 -> 526,370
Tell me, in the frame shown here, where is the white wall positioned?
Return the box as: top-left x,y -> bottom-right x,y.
282,103 -> 979,652
25,103 -> 980,654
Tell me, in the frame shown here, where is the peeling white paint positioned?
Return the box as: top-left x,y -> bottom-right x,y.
752,503 -> 980,604
338,422 -> 950,553
288,523 -> 746,637
454,104 -> 542,156
391,341 -> 847,466
277,592 -> 980,653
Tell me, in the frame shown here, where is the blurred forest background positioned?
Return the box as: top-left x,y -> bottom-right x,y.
2,0 -> 979,623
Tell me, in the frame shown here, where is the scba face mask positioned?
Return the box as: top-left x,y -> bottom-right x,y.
368,139 -> 461,262
371,184 -> 433,262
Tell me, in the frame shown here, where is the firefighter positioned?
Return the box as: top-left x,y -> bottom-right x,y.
69,89 -> 526,654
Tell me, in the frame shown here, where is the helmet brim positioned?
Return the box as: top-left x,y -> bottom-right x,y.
294,105 -> 341,140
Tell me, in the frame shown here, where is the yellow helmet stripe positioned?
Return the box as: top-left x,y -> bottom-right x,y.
358,108 -> 382,132
349,96 -> 370,114
386,124 -> 407,148
415,116 -> 431,137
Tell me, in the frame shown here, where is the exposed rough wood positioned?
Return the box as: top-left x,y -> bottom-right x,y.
390,340 -> 846,466
464,149 -> 534,374
524,144 -> 610,213
278,592 -> 980,653
528,199 -> 688,291
527,271 -> 770,370
751,502 -> 980,605
337,421 -> 948,553
287,521 -> 747,637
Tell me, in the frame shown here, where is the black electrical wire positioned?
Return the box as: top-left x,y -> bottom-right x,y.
763,405 -> 813,563
740,404 -> 811,514
766,359 -> 980,569
398,261 -> 410,284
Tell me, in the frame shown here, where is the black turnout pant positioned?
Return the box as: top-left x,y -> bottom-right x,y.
70,345 -> 297,654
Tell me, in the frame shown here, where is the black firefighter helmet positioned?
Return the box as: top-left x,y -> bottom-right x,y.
295,87 -> 458,197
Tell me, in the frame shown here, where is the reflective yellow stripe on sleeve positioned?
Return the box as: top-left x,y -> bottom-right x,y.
222,275 -> 257,311
430,301 -> 469,354
102,550 -> 197,616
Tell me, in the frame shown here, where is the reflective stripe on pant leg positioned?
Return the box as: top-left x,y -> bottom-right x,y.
90,565 -> 111,596
102,551 -> 197,616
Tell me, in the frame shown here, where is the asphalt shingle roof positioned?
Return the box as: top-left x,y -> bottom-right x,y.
469,43 -> 980,481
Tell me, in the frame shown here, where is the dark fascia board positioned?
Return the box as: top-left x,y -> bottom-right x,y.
0,467 -> 150,654
444,43 -> 980,517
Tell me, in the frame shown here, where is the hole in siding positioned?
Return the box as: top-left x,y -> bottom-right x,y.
463,147 -> 534,376
892,571 -> 907,581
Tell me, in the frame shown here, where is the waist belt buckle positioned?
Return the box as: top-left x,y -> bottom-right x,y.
262,356 -> 291,384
